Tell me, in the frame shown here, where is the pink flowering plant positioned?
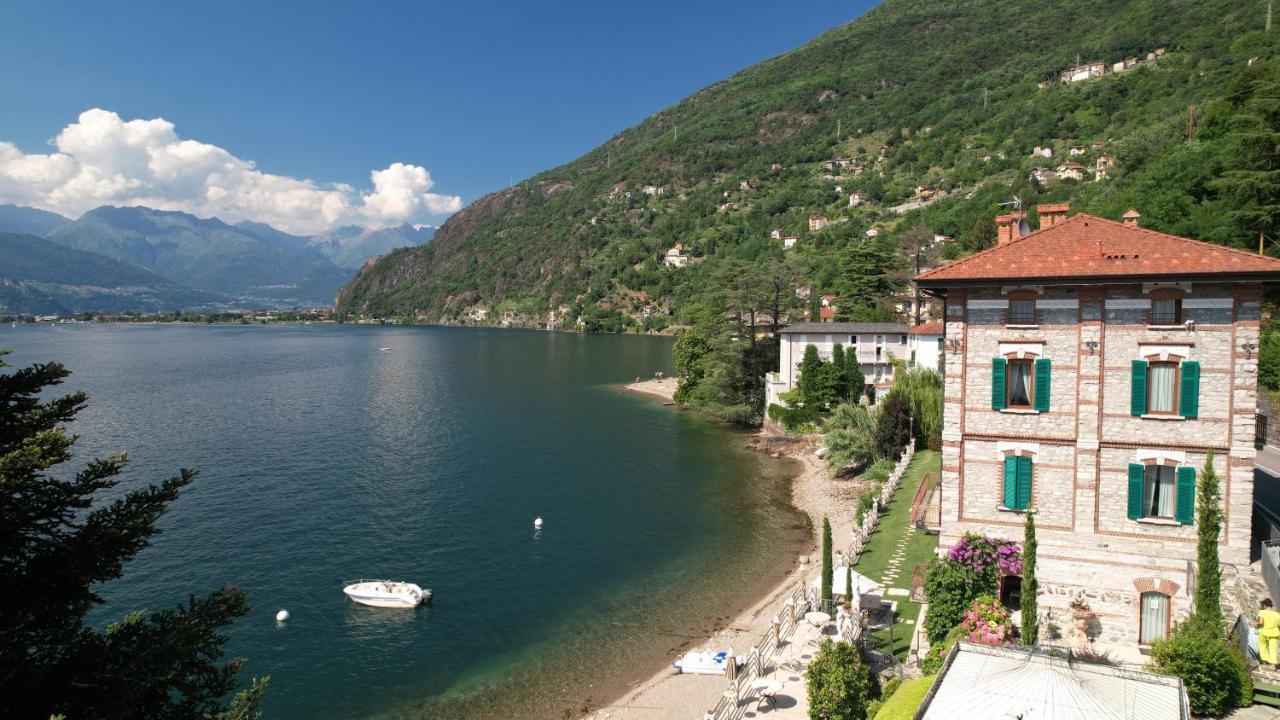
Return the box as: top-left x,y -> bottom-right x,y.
946,533 -> 1022,578
962,594 -> 1013,646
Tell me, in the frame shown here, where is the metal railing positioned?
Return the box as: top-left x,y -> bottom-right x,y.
1263,540 -> 1280,606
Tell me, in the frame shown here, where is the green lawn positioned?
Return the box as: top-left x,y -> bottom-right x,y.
854,449 -> 941,659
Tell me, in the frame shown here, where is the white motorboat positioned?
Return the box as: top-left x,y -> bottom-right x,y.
342,579 -> 431,608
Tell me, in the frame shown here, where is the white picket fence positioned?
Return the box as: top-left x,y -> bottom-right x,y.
703,440 -> 916,720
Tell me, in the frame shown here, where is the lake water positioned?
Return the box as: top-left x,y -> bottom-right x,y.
2,324 -> 806,719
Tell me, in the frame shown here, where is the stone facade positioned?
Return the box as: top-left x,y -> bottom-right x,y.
938,281 -> 1261,647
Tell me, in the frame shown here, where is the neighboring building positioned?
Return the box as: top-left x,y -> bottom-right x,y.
916,203 -> 1280,648
765,322 -> 911,408
809,215 -> 830,231
1061,61 -> 1106,83
1069,144 -> 1086,156
662,243 -> 688,268
907,321 -> 945,372
918,643 -> 1189,720
770,162 -> 783,171
1032,145 -> 1053,158
770,228 -> 782,240
642,185 -> 665,197
783,235 -> 798,249
848,192 -> 863,208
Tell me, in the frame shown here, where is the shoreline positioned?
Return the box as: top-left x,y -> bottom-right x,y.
588,423 -> 859,719
621,377 -> 678,404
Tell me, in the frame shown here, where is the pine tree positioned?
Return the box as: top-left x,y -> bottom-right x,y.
1020,511 -> 1039,645
1194,450 -> 1223,632
822,516 -> 834,605
0,351 -> 263,718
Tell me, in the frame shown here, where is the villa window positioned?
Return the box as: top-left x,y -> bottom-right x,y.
1128,463 -> 1195,524
991,357 -> 1051,411
1139,592 -> 1170,644
1131,359 -> 1199,418
1150,298 -> 1181,326
1008,299 -> 1036,325
1002,455 -> 1033,510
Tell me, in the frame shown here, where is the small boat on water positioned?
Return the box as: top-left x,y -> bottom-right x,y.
342,580 -> 431,608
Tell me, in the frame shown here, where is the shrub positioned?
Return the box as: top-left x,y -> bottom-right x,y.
871,675 -> 935,720
865,457 -> 895,484
961,594 -> 1013,645
920,624 -> 967,675
807,639 -> 875,720
768,403 -> 820,430
855,487 -> 878,524
922,558 -> 981,645
1148,620 -> 1252,717
873,391 -> 913,457
947,533 -> 1022,582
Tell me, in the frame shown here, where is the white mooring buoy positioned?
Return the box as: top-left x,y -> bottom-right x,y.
534,516 -> 543,529
276,609 -> 290,623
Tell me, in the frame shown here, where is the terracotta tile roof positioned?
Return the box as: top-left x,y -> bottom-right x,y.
916,213 -> 1280,286
909,320 -> 944,335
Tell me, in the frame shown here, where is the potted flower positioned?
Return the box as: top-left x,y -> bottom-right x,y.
1068,596 -> 1092,619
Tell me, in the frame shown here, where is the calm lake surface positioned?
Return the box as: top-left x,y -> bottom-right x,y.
2,324 -> 806,719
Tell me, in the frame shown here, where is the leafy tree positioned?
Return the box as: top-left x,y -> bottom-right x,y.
822,516 -> 834,605
892,368 -> 941,449
0,351 -> 262,719
807,639 -> 874,720
1192,451 -> 1223,630
873,391 -> 913,458
1020,512 -> 1039,646
1148,620 -> 1251,717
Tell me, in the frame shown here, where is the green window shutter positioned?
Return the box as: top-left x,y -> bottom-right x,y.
1130,360 -> 1148,416
1034,358 -> 1051,412
1179,361 -> 1200,419
1127,463 -> 1144,520
992,358 -> 1007,410
1016,455 -> 1033,510
1175,466 -> 1196,524
1003,456 -> 1018,508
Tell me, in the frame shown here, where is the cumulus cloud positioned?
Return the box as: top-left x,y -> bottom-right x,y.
0,109 -> 463,235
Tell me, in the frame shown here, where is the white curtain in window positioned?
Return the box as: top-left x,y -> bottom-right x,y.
1140,592 -> 1169,644
1008,363 -> 1031,406
1144,466 -> 1175,517
1149,364 -> 1176,413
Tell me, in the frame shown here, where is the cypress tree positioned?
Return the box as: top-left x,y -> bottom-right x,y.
846,353 -> 866,403
846,563 -> 854,605
1194,450 -> 1223,632
798,344 -> 824,407
1020,511 -> 1039,645
831,343 -> 848,400
822,516 -> 834,605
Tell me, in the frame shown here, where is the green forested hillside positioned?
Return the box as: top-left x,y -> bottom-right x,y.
337,0 -> 1280,420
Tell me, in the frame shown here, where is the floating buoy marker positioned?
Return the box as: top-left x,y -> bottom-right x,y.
276,609 -> 290,623
534,516 -> 543,529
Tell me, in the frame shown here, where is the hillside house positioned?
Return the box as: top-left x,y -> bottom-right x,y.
848,192 -> 863,208
1056,161 -> 1086,181
642,185 -> 665,197
1096,154 -> 1116,180
809,215 -> 830,231
866,228 -> 880,238
784,235 -> 798,249
1069,145 -> 1086,156
819,294 -> 837,321
771,162 -> 783,171
662,243 -> 688,268
916,203 -> 1280,650
1061,61 -> 1106,83
770,229 -> 782,240
740,180 -> 752,190
1032,146 -> 1054,158
765,322 -> 913,409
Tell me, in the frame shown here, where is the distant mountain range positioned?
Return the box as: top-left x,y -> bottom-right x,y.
0,232 -> 223,314
0,203 -> 434,313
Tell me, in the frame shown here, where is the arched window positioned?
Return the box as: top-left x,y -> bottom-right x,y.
1140,592 -> 1170,644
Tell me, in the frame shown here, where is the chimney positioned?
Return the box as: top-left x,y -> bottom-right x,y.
1036,203 -> 1070,230
996,212 -> 1027,246
1123,208 -> 1141,227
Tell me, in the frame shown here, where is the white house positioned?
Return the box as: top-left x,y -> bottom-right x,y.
765,322 -> 910,408
783,236 -> 798,249
907,320 -> 945,372
662,243 -> 688,268
770,229 -> 782,240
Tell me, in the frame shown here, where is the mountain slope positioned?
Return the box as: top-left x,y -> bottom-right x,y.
0,204 -> 72,236
48,206 -> 353,307
336,0 -> 1280,326
0,232 -> 225,314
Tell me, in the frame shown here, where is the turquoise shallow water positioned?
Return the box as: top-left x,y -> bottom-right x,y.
2,324 -> 806,719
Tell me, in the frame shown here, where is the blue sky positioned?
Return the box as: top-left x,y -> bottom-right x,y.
0,1 -> 876,232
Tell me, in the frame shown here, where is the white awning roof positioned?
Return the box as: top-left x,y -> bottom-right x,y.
811,567 -> 881,597
919,642 -> 1189,720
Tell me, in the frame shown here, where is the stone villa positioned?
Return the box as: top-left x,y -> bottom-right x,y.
916,204 -> 1280,647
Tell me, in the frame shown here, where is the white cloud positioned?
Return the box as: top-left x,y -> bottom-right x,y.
0,109 -> 463,235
